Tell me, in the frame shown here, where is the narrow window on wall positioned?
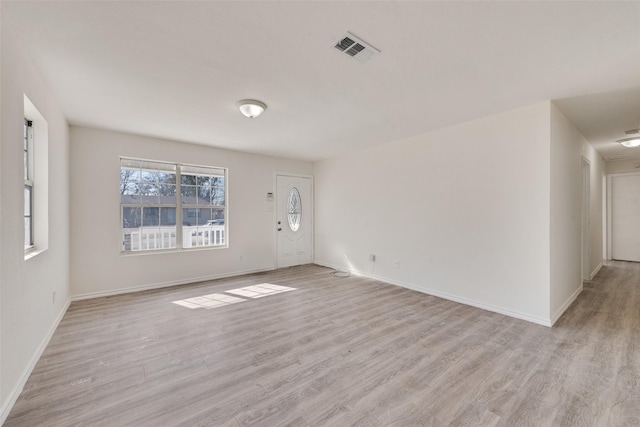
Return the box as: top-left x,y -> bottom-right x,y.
24,119 -> 34,250
23,94 -> 49,258
120,158 -> 227,253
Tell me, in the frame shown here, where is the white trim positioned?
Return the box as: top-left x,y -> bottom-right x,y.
581,157 -> 591,282
314,260 -> 553,327
590,261 -> 603,280
24,247 -> 46,261
71,267 -> 275,301
607,174 -> 612,261
550,284 -> 583,326
0,298 -> 71,425
607,171 -> 640,178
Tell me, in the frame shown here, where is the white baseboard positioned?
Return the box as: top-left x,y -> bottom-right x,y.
314,260 -> 552,327
590,262 -> 603,280
550,284 -> 583,326
71,266 -> 276,301
0,298 -> 71,425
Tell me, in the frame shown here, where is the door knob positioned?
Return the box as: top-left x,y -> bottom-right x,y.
277,228 -> 282,231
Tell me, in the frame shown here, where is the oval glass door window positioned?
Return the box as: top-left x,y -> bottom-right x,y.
287,187 -> 302,232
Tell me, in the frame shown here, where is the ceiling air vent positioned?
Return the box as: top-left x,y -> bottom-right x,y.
333,32 -> 380,63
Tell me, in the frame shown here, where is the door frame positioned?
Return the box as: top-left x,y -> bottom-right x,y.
607,171 -> 640,263
602,172 -> 608,261
581,157 -> 591,281
274,172 -> 314,268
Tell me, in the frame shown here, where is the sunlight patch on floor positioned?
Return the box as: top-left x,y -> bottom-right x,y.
172,284 -> 296,309
226,283 -> 297,299
172,293 -> 245,309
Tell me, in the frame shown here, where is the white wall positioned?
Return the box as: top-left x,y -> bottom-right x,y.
606,159 -> 640,174
70,127 -> 312,297
314,102 -> 553,324
1,16 -> 70,422
549,103 -> 584,321
548,104 -> 605,305
582,133 -> 606,277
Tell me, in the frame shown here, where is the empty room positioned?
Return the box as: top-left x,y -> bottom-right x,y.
2,1 -> 640,425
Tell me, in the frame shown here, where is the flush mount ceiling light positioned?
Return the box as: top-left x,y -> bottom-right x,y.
237,99 -> 266,119
619,137 -> 640,148
618,129 -> 640,147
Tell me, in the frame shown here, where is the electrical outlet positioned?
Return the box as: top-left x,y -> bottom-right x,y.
369,254 -> 376,262
394,261 -> 400,269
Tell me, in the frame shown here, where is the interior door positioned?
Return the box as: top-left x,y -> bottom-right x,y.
276,175 -> 312,268
611,173 -> 640,262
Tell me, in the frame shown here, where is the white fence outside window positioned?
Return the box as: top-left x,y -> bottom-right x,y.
123,225 -> 225,251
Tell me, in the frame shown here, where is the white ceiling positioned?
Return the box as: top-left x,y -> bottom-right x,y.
3,1 -> 640,162
555,88 -> 640,161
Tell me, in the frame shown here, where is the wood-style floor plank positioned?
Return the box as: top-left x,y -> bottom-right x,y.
5,262 -> 640,426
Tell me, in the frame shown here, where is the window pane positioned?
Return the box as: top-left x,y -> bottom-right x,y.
196,174 -> 210,186
182,208 -> 197,248
140,181 -> 160,198
160,207 -> 176,226
182,208 -> 197,226
157,171 -> 176,184
185,208 -> 225,248
212,176 -> 225,187
196,208 -> 211,225
159,184 -> 176,204
24,186 -> 32,216
158,207 -> 177,249
140,169 -> 157,185
139,194 -> 160,205
211,187 -> 225,206
24,151 -> 28,181
181,185 -> 197,205
197,186 -> 212,205
288,187 -> 302,232
142,207 -> 160,227
212,208 -> 225,225
120,168 -> 141,195
123,207 -> 141,228
24,218 -> 31,249
181,174 -> 197,186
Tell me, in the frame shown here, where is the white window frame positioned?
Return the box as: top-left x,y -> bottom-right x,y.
24,119 -> 34,251
120,157 -> 228,254
23,95 -> 49,260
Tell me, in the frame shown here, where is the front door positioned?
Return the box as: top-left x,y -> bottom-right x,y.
276,174 -> 312,267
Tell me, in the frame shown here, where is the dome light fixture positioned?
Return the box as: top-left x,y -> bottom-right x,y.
618,130 -> 640,147
237,99 -> 266,118
619,137 -> 640,148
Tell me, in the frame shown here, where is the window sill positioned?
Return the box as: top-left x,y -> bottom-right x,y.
24,247 -> 46,261
120,245 -> 229,257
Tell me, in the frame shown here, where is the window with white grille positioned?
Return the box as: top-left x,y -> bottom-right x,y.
120,158 -> 227,252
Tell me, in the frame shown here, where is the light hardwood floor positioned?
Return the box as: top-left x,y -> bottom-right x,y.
5,262 -> 640,426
